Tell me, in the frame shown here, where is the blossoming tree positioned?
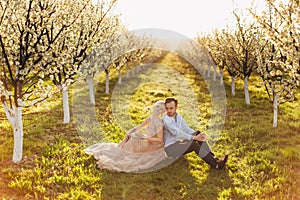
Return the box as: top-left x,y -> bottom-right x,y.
0,0 -> 119,162
48,0 -> 119,123
252,0 -> 300,127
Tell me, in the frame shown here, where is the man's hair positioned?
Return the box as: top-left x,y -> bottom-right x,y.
165,97 -> 178,106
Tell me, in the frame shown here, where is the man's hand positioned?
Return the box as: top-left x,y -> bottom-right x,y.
193,132 -> 206,141
193,130 -> 201,135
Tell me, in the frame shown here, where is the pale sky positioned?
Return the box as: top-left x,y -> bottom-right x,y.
114,0 -> 267,38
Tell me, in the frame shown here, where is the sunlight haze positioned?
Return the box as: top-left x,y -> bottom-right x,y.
114,0 -> 267,38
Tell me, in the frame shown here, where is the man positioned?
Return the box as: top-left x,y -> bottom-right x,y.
162,97 -> 228,170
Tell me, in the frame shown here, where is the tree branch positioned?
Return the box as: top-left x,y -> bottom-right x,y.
0,35 -> 15,84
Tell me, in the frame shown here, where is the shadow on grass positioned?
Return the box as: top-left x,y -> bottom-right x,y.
99,156 -> 234,200
197,168 -> 234,199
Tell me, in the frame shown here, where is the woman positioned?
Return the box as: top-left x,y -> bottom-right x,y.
85,100 -> 167,173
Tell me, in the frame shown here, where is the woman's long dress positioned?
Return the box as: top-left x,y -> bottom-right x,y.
85,117 -> 166,173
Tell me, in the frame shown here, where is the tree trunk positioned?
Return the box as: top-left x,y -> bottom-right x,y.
136,64 -> 139,73
62,88 -> 70,123
118,68 -> 122,84
244,76 -> 250,105
273,93 -> 278,127
203,67 -> 207,76
207,65 -> 211,77
87,75 -> 95,105
126,63 -> 129,78
2,102 -> 23,163
201,67 -> 205,75
220,69 -> 224,85
131,61 -> 135,77
213,65 -> 217,81
137,62 -> 141,73
105,70 -> 109,94
231,76 -> 236,96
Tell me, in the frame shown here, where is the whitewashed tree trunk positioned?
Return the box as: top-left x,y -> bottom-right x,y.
105,71 -> 109,94
203,67 -> 207,76
13,107 -> 23,163
2,102 -> 23,163
136,64 -> 139,73
201,67 -> 205,75
87,75 -> 95,105
118,68 -> 122,85
126,63 -> 129,78
231,76 -> 236,96
131,61 -> 135,77
62,88 -> 70,123
137,62 -> 141,73
220,69 -> 224,85
273,93 -> 278,127
244,76 -> 250,105
213,65 -> 217,81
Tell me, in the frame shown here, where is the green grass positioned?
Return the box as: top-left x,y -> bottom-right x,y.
0,52 -> 300,199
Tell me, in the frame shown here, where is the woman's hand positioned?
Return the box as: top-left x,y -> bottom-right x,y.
125,128 -> 138,142
125,134 -> 131,142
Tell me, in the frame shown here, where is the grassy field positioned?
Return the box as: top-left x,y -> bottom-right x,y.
0,52 -> 300,199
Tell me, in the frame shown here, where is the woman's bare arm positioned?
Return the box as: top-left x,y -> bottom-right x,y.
128,117 -> 150,133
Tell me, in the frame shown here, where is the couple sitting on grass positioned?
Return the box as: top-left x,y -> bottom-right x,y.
85,97 -> 228,173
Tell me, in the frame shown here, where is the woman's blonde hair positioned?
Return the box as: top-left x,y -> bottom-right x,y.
154,100 -> 165,106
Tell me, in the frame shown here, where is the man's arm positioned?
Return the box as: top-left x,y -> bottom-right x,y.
177,115 -> 195,135
176,114 -> 207,142
163,115 -> 193,141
